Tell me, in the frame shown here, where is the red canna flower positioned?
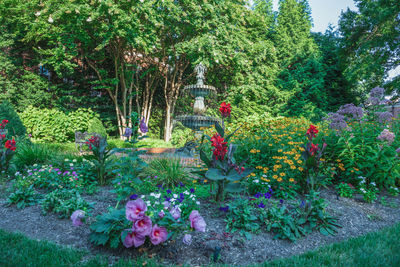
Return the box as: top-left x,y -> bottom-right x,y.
219,102 -> 232,118
211,133 -> 228,161
5,138 -> 16,151
85,136 -> 100,150
306,124 -> 318,140
309,143 -> 319,156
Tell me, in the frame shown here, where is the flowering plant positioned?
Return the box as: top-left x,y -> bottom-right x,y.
90,186 -> 206,249
85,135 -> 113,185
199,103 -> 252,201
335,182 -> 354,198
0,119 -> 17,173
301,124 -> 327,192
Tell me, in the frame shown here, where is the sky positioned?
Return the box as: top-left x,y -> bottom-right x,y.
272,0 -> 357,33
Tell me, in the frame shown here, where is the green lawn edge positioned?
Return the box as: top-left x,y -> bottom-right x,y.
1,222 -> 400,267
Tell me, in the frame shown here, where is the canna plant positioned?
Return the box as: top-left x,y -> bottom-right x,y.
199,103 -> 253,202
85,135 -> 113,185
0,119 -> 17,174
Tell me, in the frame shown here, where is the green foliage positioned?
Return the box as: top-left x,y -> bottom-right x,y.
87,117 -> 107,138
20,106 -> 99,142
0,101 -> 26,139
171,123 -> 193,148
13,142 -> 54,169
84,137 -> 114,186
141,157 -> 190,188
336,182 -> 355,198
225,198 -> 260,239
89,208 -> 130,249
7,185 -> 38,209
41,189 -> 92,218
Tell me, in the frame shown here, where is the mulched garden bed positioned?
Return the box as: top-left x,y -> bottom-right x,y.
0,186 -> 399,266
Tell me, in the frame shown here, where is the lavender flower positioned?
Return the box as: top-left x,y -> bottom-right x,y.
123,127 -> 133,138
370,87 -> 384,98
139,117 -> 148,133
338,104 -> 364,120
376,111 -> 393,124
377,129 -> 395,145
219,206 -> 229,212
396,147 -> 400,154
325,112 -> 348,131
257,202 -> 265,208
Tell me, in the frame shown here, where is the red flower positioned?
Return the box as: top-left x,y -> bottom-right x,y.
5,139 -> 16,151
2,119 -> 8,125
85,136 -> 100,150
306,124 -> 318,140
211,133 -> 228,160
0,119 -> 8,129
219,102 -> 232,118
0,134 -> 5,140
310,143 -> 319,156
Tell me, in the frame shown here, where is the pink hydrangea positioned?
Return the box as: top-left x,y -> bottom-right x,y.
70,210 -> 85,226
189,210 -> 206,232
150,224 -> 168,245
126,198 -> 147,221
122,230 -> 146,248
134,216 -> 152,236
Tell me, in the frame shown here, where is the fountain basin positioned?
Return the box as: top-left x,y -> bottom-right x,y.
175,115 -> 220,131
184,84 -> 216,98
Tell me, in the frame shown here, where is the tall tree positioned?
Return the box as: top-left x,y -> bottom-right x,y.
274,0 -> 327,119
339,0 -> 400,94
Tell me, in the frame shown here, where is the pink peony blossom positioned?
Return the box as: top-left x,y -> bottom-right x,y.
126,199 -> 147,221
150,224 -> 168,245
122,230 -> 146,248
170,206 -> 181,220
70,210 -> 85,226
189,210 -> 206,232
134,216 -> 152,236
183,234 -> 192,245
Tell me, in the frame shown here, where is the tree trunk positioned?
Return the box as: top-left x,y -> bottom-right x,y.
164,103 -> 173,142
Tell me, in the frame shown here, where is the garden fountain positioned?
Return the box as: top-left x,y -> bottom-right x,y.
175,63 -> 220,156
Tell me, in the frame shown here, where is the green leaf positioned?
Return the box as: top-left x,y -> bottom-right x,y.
215,122 -> 224,138
200,149 -> 211,167
205,168 -> 226,181
225,182 -> 244,193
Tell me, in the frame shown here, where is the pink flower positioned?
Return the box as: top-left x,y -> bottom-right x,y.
134,216 -> 152,236
189,210 -> 206,232
70,210 -> 85,226
183,234 -> 192,245
126,199 -> 147,221
150,224 -> 168,245
170,206 -> 181,220
122,230 -> 146,248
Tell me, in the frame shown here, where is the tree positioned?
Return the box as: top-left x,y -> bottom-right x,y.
339,0 -> 400,94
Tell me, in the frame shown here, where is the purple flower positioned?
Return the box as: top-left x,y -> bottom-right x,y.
254,192 -> 261,198
279,199 -> 284,204
54,168 -> 59,172
126,199 -> 147,221
370,87 -> 384,98
179,182 -> 184,187
158,210 -> 165,218
338,103 -> 363,120
325,112 -> 348,131
134,216 -> 152,236
170,206 -> 181,220
190,188 -> 195,193
72,171 -> 77,176
257,202 -> 265,208
150,225 -> 168,245
122,230 -> 146,248
264,193 -> 271,199
377,129 -> 395,145
130,194 -> 138,200
299,200 -> 305,208
219,206 -> 229,212
183,234 -> 192,245
70,210 -> 85,226
123,127 -> 133,138
166,189 -> 172,194
376,112 -> 393,124
396,147 -> 400,154
139,118 -> 148,134
189,210 -> 206,232
57,171 -> 62,175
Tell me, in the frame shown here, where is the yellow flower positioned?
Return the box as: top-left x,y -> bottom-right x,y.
251,173 -> 256,177
273,175 -> 278,179
289,178 -> 294,182
192,180 -> 197,184
278,149 -> 283,153
268,144 -> 273,146
297,160 -> 302,164
290,165 -> 297,170
277,177 -> 283,182
204,179 -> 208,183
320,158 -> 325,161
298,167 -> 304,171
280,172 -> 286,177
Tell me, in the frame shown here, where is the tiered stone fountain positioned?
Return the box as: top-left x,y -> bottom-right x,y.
175,63 -> 220,155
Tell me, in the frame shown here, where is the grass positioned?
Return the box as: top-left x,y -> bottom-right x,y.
1,222 -> 400,266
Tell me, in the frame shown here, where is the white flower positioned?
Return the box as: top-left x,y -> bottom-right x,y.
184,190 -> 189,195
140,195 -> 145,198
155,201 -> 160,205
371,182 -> 376,186
173,194 -> 178,198
86,17 -> 92,22
35,11 -> 41,16
196,201 -> 200,205
254,179 -> 259,183
48,16 -> 54,23
73,159 -> 77,163
146,201 -> 151,206
150,193 -> 155,197
360,188 -> 366,193
70,163 -> 74,167
65,159 -> 69,162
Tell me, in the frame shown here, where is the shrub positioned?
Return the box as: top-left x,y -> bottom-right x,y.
0,100 -> 26,139
87,117 -> 107,138
13,142 -> 54,169
19,106 -> 100,142
171,122 -> 193,147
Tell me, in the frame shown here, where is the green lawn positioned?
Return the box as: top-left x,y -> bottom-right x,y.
1,223 -> 400,266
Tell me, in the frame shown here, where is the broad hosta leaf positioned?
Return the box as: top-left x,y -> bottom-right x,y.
225,182 -> 244,193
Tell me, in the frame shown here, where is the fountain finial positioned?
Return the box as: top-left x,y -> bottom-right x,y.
195,63 -> 207,85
